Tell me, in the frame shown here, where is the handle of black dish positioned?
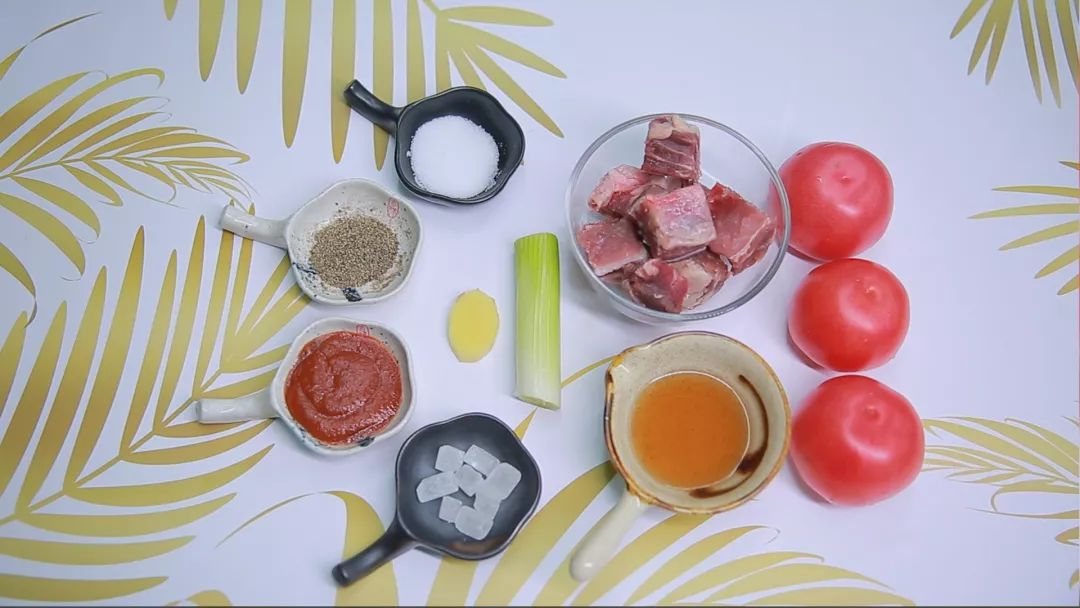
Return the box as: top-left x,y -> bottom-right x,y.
344,80 -> 401,135
332,520 -> 414,587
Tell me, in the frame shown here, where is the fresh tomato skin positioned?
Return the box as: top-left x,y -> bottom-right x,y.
771,142 -> 893,261
788,258 -> 909,372
791,375 -> 923,506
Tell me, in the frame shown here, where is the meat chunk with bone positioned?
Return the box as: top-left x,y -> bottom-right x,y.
622,252 -> 729,313
587,165 -> 650,217
588,166 -> 684,219
669,250 -> 730,309
628,260 -> 689,313
706,184 -> 775,274
633,184 -> 716,260
577,218 -> 649,276
621,174 -> 685,218
642,115 -> 701,182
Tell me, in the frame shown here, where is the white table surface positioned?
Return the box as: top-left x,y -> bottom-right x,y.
0,1 -> 1077,605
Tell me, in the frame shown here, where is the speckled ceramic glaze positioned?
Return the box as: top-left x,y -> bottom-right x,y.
606,331 -> 790,511
219,179 -> 422,305
571,331 -> 789,581
195,317 -> 416,456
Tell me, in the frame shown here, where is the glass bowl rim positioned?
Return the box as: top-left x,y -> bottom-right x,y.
564,113 -> 792,322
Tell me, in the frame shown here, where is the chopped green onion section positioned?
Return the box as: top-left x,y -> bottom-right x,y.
514,232 -> 561,409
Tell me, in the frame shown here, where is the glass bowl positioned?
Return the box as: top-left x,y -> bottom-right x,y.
565,114 -> 790,324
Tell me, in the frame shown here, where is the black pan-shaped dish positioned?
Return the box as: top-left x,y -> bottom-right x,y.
343,80 -> 525,206
332,413 -> 542,587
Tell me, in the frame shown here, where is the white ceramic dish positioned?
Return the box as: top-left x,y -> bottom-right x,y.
220,178 -> 423,305
196,317 -> 416,456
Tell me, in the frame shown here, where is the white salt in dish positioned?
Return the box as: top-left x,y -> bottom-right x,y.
408,115 -> 499,199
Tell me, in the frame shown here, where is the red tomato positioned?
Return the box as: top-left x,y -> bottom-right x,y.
770,142 -> 893,261
788,258 -> 909,372
791,375 -> 923,506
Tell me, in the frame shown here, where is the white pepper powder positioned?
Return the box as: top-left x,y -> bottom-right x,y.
310,215 -> 399,289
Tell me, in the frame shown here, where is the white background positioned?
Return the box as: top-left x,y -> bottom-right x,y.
0,1 -> 1077,605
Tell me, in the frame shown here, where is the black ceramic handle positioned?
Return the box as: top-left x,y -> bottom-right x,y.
343,80 -> 401,135
332,520 -> 414,587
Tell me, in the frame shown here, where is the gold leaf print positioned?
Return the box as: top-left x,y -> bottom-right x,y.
372,0 -> 395,168
970,161 -> 1080,295
0,217 -> 307,602
0,61 -> 251,315
428,0 -> 565,137
425,354 -> 617,604
331,0 -> 357,164
167,589 -> 233,606
228,352 -> 908,605
164,0 -> 564,165
952,0 -> 1079,104
282,0 -> 313,147
219,491 -> 397,606
0,574 -> 167,603
925,416 -> 1078,588
0,12 -> 98,81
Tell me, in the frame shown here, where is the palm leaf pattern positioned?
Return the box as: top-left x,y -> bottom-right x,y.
924,416 -> 1079,588
234,356 -> 909,606
162,0 -> 564,166
0,12 -> 99,81
0,216 -> 307,602
0,64 -> 250,317
167,589 -> 233,606
952,0 -> 1079,105
970,161 -> 1079,295
220,491 -> 398,606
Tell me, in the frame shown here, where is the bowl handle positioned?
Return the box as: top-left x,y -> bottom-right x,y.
333,519 -> 415,587
570,486 -> 646,581
343,80 -> 401,135
220,205 -> 288,249
197,387 -> 279,423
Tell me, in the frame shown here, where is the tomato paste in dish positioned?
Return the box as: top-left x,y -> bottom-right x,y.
284,330 -> 403,446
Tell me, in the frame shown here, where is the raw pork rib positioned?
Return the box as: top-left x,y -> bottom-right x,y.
577,218 -> 649,276
670,251 -> 730,309
642,115 -> 701,182
628,260 -> 689,313
587,165 -> 650,217
621,174 -> 685,218
706,184 -> 775,274
633,184 -> 716,259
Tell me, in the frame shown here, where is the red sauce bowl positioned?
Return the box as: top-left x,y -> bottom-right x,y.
196,317 -> 416,455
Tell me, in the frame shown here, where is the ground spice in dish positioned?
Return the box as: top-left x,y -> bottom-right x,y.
310,215 -> 399,288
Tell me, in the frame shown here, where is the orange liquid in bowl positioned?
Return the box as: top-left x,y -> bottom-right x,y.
630,372 -> 749,488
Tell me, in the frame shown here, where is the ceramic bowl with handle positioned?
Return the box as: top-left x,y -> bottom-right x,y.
332,413 -> 542,587
195,317 -> 415,456
219,178 -> 422,305
569,331 -> 790,581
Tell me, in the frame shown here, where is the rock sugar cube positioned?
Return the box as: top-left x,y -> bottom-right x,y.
438,496 -> 463,523
416,471 -> 458,503
435,445 -> 465,472
473,493 -> 501,518
454,464 -> 485,496
464,445 -> 499,476
454,506 -> 494,540
481,462 -> 522,500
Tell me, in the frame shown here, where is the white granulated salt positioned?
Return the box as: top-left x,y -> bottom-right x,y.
408,115 -> 498,199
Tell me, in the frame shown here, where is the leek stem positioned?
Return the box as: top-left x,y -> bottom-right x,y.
513,232 -> 561,409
